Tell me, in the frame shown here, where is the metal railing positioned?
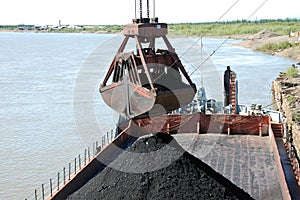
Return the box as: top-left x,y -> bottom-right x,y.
25,129 -> 116,200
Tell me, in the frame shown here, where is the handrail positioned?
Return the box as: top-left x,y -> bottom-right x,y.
25,129 -> 116,200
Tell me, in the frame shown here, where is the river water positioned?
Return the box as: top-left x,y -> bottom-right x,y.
0,32 -> 295,200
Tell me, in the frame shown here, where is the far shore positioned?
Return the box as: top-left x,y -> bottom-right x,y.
0,29 -> 121,34
1,28 -> 299,63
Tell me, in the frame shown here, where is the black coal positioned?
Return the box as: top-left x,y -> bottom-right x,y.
67,133 -> 253,200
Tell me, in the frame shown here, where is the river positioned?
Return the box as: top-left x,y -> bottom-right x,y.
0,32 -> 296,200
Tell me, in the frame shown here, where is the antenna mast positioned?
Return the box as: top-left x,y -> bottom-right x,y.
200,36 -> 204,87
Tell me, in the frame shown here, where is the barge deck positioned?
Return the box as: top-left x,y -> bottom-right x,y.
174,133 -> 294,199
43,113 -> 300,200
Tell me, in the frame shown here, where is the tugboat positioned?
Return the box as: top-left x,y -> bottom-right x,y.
99,0 -> 197,119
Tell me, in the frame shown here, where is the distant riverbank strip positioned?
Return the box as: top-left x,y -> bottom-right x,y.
1,19 -> 300,61
1,19 -> 299,35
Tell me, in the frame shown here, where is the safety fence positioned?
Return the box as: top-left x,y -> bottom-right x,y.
25,129 -> 116,200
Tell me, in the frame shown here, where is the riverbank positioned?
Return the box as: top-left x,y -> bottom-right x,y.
234,30 -> 300,62
0,29 -> 121,34
272,66 -> 300,184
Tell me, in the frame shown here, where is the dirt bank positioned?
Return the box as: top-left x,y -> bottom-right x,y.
234,29 -> 300,62
272,68 -> 300,184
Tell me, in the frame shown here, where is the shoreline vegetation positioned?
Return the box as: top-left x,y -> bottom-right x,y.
1,19 -> 300,61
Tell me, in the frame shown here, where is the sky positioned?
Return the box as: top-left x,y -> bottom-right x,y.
0,0 -> 299,25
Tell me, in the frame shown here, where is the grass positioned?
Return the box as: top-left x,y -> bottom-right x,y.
286,66 -> 299,78
288,95 -> 297,105
168,19 -> 300,36
293,111 -> 300,122
256,41 -> 294,52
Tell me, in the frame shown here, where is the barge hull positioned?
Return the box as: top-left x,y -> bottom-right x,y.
46,113 -> 299,200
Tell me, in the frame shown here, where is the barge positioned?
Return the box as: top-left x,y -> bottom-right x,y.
27,1 -> 300,199
39,110 -> 300,200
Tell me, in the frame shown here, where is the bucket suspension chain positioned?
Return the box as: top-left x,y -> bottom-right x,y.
147,0 -> 150,18
140,0 -> 143,19
139,0 -> 150,19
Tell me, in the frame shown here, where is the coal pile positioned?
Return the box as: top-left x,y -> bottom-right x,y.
67,133 -> 253,200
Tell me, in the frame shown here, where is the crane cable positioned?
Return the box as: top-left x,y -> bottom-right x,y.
180,0 -> 240,62
188,0 -> 269,77
152,0 -> 240,84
